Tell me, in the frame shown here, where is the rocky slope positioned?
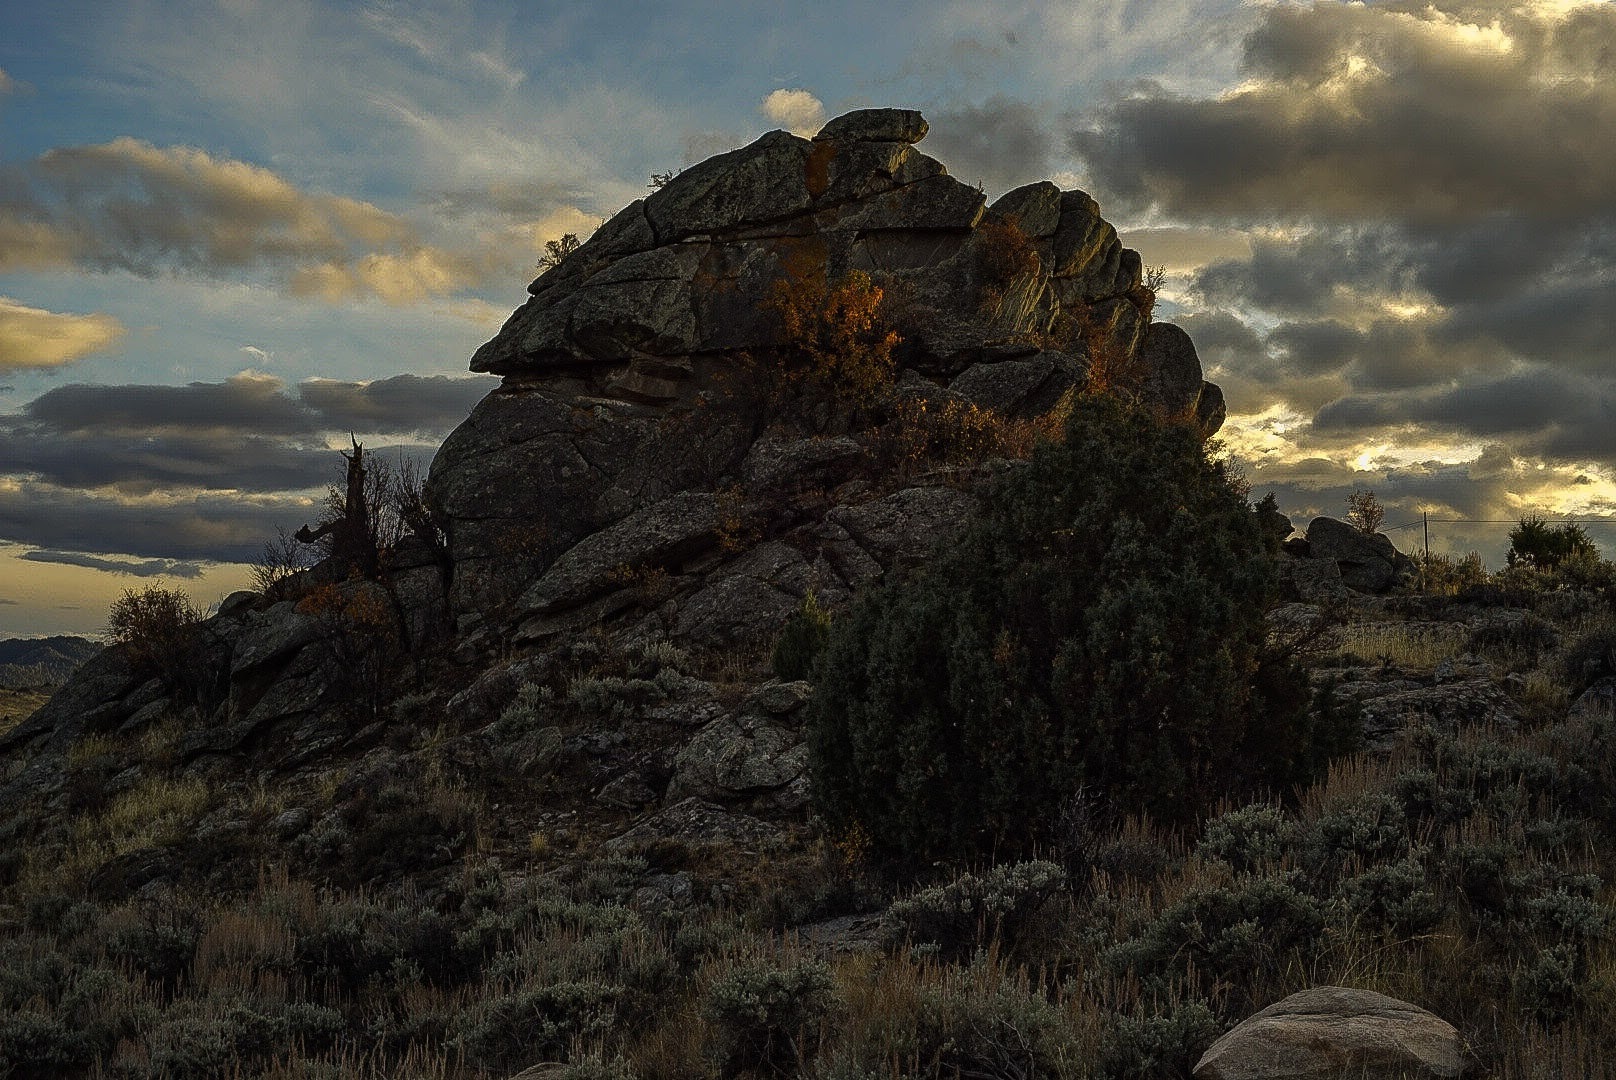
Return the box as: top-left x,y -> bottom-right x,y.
0,108 -> 1433,868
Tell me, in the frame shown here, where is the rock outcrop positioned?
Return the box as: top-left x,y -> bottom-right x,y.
428,107 -> 1223,635
0,108 -> 1229,882
1195,986 -> 1463,1079
1280,517 -> 1417,597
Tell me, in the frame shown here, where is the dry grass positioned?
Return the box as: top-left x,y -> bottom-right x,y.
24,774 -> 213,890
0,685 -> 50,736
66,730 -> 124,767
1330,621 -> 1469,672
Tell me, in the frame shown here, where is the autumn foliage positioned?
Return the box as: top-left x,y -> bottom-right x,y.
765,253 -> 900,401
105,585 -> 203,696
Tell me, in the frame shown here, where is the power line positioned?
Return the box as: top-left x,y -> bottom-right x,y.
1384,517 -> 1616,531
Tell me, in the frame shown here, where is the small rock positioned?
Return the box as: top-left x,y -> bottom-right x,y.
273,807 -> 311,839
797,913 -> 890,954
632,871 -> 695,913
216,590 -> 262,618
747,680 -> 813,716
668,715 -> 807,801
1138,323 -> 1209,420
606,797 -> 775,850
1434,654 -> 1491,684
1306,517 -> 1417,594
598,771 -> 657,810
505,1065 -> 566,1080
1571,677 -> 1616,721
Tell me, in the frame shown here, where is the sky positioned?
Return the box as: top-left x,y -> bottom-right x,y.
1,0 -> 1613,636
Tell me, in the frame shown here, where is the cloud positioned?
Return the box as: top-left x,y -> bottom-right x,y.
21,550 -> 206,578
0,483 -> 314,563
298,373 -> 492,435
1313,367 -> 1616,467
1070,2 -> 1616,225
760,89 -> 826,137
0,372 -> 489,497
289,248 -> 479,304
0,67 -> 13,95
1069,1 -> 1616,524
1119,226 -> 1252,276
923,96 -> 1052,194
0,298 -> 126,371
0,138 -> 485,302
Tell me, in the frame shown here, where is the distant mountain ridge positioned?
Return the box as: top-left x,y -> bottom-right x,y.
0,635 -> 101,687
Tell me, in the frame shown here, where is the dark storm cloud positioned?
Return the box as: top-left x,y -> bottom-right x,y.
1070,0 -> 1616,506
923,97 -> 1052,194
15,372 -> 486,440
23,373 -> 318,436
0,428 -> 337,494
1071,2 -> 1616,224
1263,321 -> 1360,380
21,550 -> 206,578
299,373 -> 491,435
1172,310 -> 1261,364
1438,274 -> 1616,375
1313,368 -> 1616,468
0,372 -> 483,494
1193,229 -> 1418,316
0,487 -> 312,563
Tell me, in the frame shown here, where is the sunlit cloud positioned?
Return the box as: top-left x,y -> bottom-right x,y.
1120,226 -> 1253,277
760,89 -> 826,137
0,138 -> 506,303
0,298 -> 126,371
289,248 -> 479,305
21,549 -> 207,579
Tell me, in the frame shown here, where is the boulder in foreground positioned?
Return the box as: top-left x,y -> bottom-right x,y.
1195,986 -> 1463,1079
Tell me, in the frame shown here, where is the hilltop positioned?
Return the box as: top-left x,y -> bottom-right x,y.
2,109 -> 1615,1080
0,635 -> 100,689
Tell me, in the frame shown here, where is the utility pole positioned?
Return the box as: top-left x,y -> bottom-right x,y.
1423,512 -> 1430,562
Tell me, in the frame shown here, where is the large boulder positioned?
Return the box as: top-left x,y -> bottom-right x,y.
427,106 -> 1226,629
1137,323 -> 1209,421
667,680 -> 813,808
1306,517 -> 1416,594
1195,986 -> 1463,1079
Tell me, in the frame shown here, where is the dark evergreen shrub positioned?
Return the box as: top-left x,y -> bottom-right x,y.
807,394 -> 1317,865
1508,515 -> 1597,569
1562,616 -> 1616,696
771,591 -> 831,681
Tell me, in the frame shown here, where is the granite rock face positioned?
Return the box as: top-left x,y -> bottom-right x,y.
429,107 -> 1223,625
